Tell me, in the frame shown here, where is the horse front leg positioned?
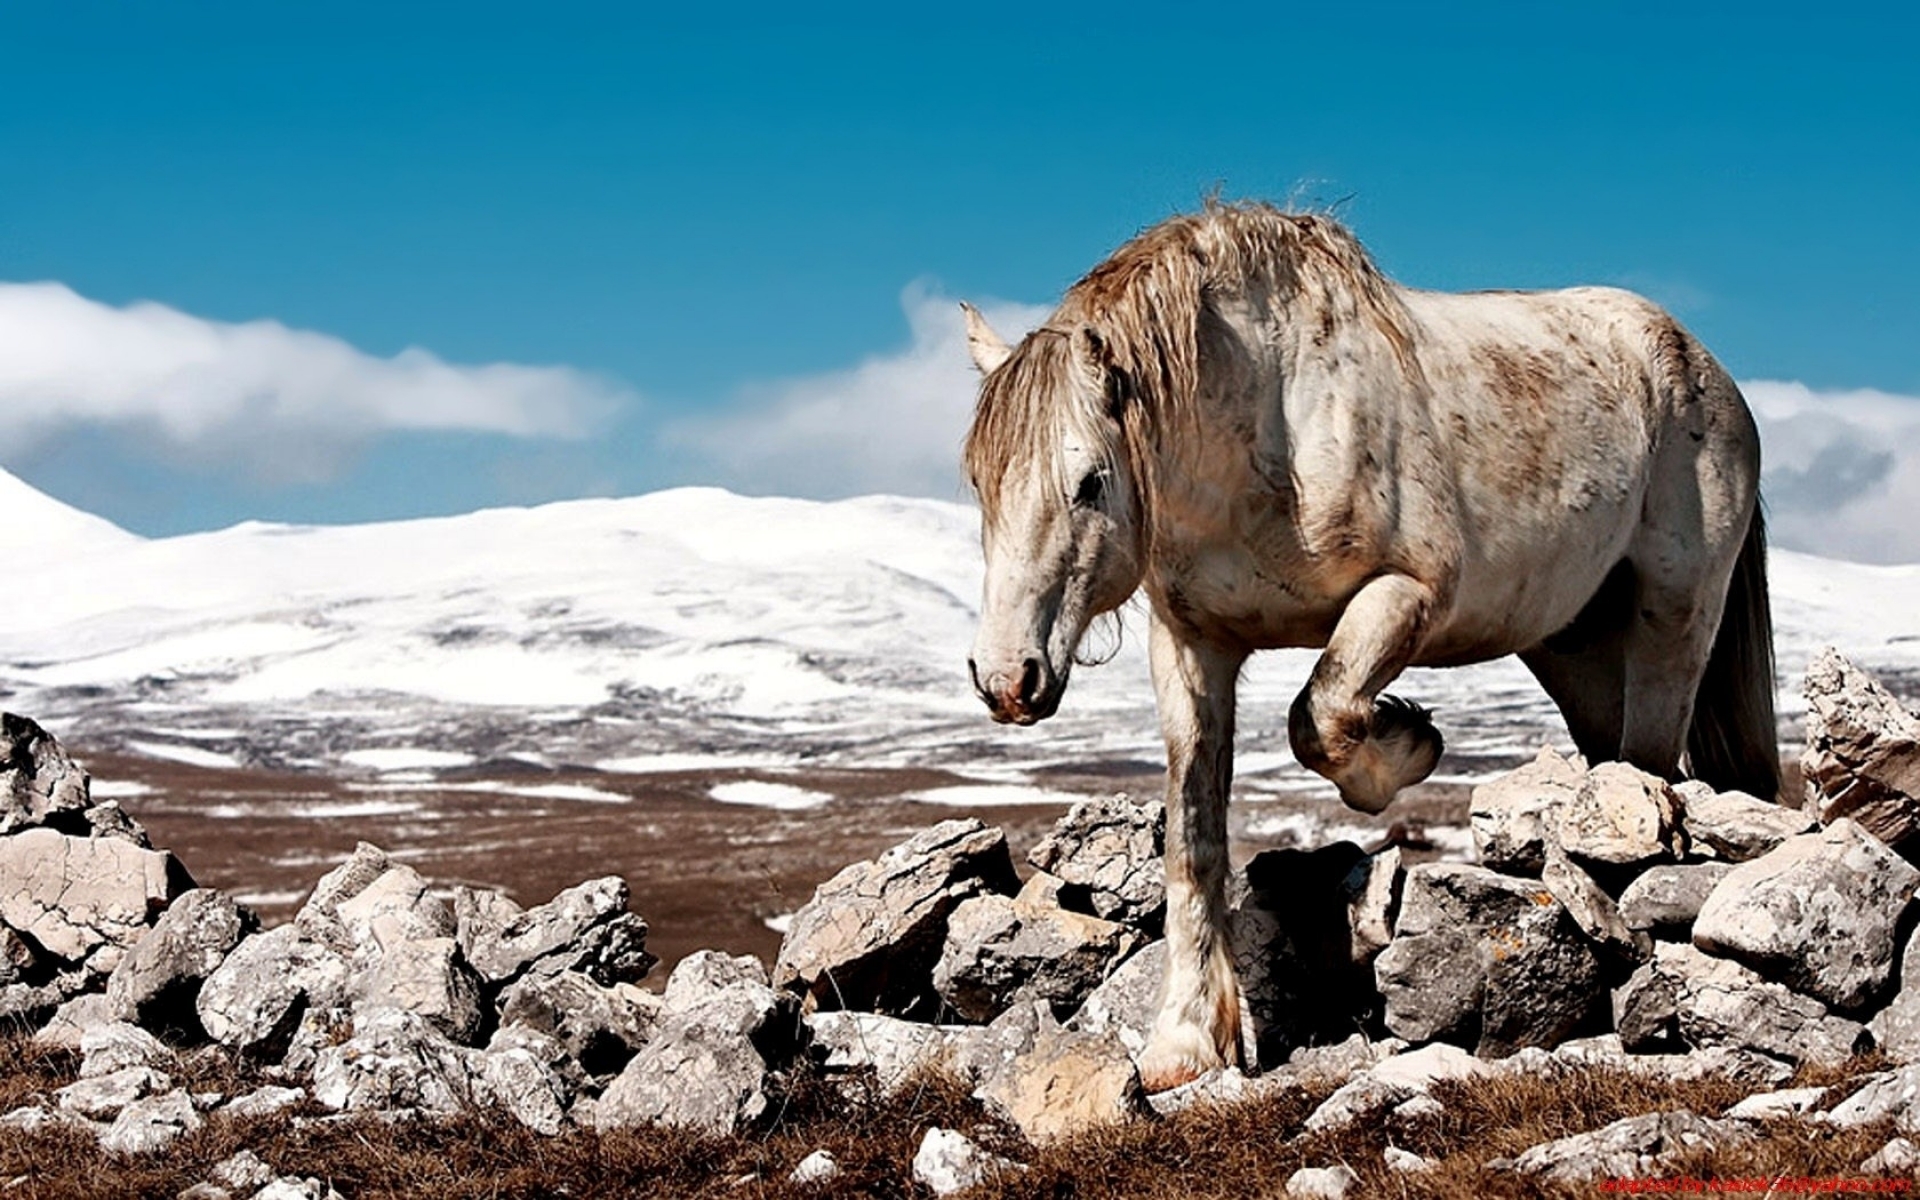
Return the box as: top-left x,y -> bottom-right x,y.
1289,573 -> 1444,813
1139,614 -> 1248,1093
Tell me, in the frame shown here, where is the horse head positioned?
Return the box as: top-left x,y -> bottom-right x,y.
960,302 -> 1144,724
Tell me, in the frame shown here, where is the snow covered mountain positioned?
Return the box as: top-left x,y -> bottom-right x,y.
2,468 -> 1917,796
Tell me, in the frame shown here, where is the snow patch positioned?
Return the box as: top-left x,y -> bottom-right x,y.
342,748 -> 479,772
708,781 -> 834,811
125,740 -> 241,770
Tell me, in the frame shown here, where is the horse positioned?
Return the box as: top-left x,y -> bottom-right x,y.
958,201 -> 1777,1092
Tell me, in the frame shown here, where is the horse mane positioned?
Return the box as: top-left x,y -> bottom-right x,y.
964,201 -> 1413,516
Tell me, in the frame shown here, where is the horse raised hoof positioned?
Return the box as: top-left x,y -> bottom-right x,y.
1335,695 -> 1444,814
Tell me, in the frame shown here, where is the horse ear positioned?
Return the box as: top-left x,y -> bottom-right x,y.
960,302 -> 1012,375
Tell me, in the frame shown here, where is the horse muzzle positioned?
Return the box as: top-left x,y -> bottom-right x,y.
968,654 -> 1064,725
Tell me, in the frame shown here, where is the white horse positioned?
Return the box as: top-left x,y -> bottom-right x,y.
960,202 -> 1776,1091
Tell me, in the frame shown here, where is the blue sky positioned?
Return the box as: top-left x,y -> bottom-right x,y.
2,3 -> 1916,556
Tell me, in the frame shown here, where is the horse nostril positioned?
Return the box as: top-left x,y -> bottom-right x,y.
967,658 -> 986,699
1018,657 -> 1041,705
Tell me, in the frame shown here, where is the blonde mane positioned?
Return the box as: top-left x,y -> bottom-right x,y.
963,202 -> 1413,517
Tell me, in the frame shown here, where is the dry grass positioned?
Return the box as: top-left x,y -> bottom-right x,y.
2,1034 -> 1915,1199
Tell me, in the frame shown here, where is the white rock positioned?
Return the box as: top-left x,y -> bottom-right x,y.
1725,1086 -> 1829,1120
98,1089 -> 202,1155
225,1085 -> 306,1119
56,1065 -> 171,1118
1469,746 -> 1584,873
1863,1137 -> 1920,1173
1384,1145 -> 1436,1173
210,1149 -> 277,1191
1285,1164 -> 1361,1199
788,1149 -> 841,1185
79,1022 -> 172,1078
1693,818 -> 1919,1010
911,1127 -> 1019,1196
1557,762 -> 1685,865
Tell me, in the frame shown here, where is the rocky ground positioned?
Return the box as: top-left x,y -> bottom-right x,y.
5,648 -> 1920,1197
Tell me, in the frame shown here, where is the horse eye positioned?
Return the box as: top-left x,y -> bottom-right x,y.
1073,471 -> 1108,508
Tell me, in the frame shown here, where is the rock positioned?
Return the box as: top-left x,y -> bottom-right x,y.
1674,781 -> 1816,861
1725,1086 -> 1829,1120
331,864 -> 455,947
972,1005 -> 1146,1142
1286,1033 -> 1409,1085
1626,1046 -> 1796,1089
291,843 -> 393,944
451,885 -> 522,956
1470,746 -> 1585,873
806,1011 -> 960,1096
1493,1110 -> 1750,1184
1693,818 -> 1919,1010
1872,932 -> 1920,1062
911,1127 -> 1020,1196
197,925 -> 350,1058
0,1104 -> 97,1135
1801,648 -> 1920,848
80,1022 -> 172,1077
498,969 -> 658,1079
253,1180 -> 344,1200
1285,1165 -> 1361,1199
1557,762 -> 1686,866
1304,1042 -> 1487,1134
279,1003 -> 356,1076
211,1149 -> 277,1191
98,1089 -> 201,1155
774,819 -> 1018,1016
1612,957 -> 1681,1051
1541,844 -> 1641,959
933,891 -> 1138,1022
1618,863 -> 1734,933
1342,847 -> 1401,962
224,1085 -> 305,1119
0,923 -> 36,985
1233,843 -> 1378,1064
591,951 -> 799,1135
464,876 -> 654,988
474,1033 -> 572,1134
1822,1065 -> 1920,1133
34,992 -> 117,1048
0,712 -> 91,834
1864,1137 -> 1920,1173
56,1065 -> 171,1118
1067,941 -> 1161,1061
1632,942 -> 1867,1066
0,827 -> 189,966
1384,1146 -> 1436,1173
1373,863 -> 1602,1055
81,800 -> 150,846
310,1008 -> 479,1117
1144,1066 -> 1264,1116
1026,795 -> 1166,927
789,1149 -> 840,1185
0,967 -> 92,1026
357,933 -> 484,1044
106,888 -> 252,1037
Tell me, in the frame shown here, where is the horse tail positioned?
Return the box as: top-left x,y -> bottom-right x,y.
1687,503 -> 1781,800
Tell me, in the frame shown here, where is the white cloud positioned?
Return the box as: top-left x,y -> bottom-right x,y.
0,282 -> 628,481
1747,380 -> 1920,564
667,282 -> 1049,501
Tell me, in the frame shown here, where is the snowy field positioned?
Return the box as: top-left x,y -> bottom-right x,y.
4,466 -> 1919,804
